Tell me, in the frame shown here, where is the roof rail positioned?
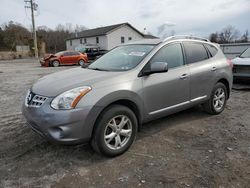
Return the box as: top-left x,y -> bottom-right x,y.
163,35 -> 210,42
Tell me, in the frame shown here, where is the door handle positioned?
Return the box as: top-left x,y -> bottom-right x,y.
180,74 -> 188,79
211,67 -> 217,71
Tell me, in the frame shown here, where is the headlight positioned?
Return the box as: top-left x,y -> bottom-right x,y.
51,86 -> 91,110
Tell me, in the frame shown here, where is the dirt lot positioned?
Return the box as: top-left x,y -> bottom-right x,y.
0,59 -> 250,188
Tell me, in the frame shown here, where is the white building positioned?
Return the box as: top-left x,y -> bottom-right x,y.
66,23 -> 157,51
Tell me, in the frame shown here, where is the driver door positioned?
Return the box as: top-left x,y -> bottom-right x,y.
60,52 -> 72,64
142,43 -> 190,117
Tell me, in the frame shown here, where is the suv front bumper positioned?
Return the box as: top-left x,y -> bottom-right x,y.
22,97 -> 96,144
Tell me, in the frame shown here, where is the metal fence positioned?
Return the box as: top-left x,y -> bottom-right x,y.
220,43 -> 250,59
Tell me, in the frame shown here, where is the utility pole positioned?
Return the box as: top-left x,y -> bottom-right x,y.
25,0 -> 38,58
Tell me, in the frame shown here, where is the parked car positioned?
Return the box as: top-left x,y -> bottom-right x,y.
23,36 -> 233,157
232,47 -> 250,80
40,51 -> 88,67
79,46 -> 107,60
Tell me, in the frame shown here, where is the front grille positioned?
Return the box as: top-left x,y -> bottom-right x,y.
233,65 -> 250,74
25,90 -> 47,108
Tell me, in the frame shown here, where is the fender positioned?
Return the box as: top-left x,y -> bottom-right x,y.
84,90 -> 145,137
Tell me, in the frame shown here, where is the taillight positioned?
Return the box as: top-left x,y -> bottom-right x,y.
227,59 -> 233,68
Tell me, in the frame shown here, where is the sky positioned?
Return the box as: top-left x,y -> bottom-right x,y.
0,0 -> 250,38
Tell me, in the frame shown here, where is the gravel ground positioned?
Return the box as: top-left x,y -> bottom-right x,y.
0,59 -> 250,188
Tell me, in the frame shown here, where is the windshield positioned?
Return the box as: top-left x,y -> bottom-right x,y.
240,48 -> 250,58
88,44 -> 155,71
54,51 -> 64,56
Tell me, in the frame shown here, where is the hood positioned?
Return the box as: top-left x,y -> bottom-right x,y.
32,67 -> 123,97
43,54 -> 56,60
232,57 -> 250,66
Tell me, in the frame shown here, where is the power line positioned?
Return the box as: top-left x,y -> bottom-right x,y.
24,0 -> 38,59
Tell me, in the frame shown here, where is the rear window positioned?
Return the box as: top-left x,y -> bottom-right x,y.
183,42 -> 208,64
205,44 -> 218,57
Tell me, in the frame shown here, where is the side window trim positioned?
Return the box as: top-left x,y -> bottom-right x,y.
203,44 -> 212,58
204,43 -> 218,58
180,42 -> 188,65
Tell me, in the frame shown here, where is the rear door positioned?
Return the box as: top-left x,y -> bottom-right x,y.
142,42 -> 190,117
183,42 -> 216,101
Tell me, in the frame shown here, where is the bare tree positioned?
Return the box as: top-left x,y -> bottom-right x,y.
239,30 -> 249,42
209,32 -> 219,43
1,21 -> 31,50
219,25 -> 239,43
0,21 -> 88,53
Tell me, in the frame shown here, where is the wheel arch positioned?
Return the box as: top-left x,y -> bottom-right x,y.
90,95 -> 143,140
50,59 -> 61,66
78,58 -> 86,64
216,78 -> 230,99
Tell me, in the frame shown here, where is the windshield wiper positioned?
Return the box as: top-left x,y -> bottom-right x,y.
88,67 -> 108,71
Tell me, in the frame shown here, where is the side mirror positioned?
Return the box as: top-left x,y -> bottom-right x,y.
141,62 -> 168,76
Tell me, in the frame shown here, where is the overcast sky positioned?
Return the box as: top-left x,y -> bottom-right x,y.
1,0 -> 250,38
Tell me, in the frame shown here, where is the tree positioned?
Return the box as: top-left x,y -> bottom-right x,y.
0,27 -> 5,50
218,25 -> 239,43
0,21 -> 31,50
239,30 -> 249,42
37,24 -> 87,53
209,32 -> 219,43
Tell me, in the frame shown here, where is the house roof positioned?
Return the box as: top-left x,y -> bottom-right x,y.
67,23 -> 145,40
143,34 -> 159,39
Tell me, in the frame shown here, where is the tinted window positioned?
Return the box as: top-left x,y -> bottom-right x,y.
72,52 -> 79,55
183,42 -> 208,64
149,43 -> 184,69
205,44 -> 218,57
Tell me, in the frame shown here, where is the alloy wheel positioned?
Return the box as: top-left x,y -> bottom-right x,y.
104,115 -> 132,150
213,87 -> 226,112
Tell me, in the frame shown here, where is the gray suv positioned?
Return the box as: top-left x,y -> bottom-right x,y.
22,36 -> 233,156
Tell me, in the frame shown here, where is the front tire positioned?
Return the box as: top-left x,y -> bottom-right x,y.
78,59 -> 85,66
203,82 -> 228,115
91,105 -> 138,157
52,60 -> 60,67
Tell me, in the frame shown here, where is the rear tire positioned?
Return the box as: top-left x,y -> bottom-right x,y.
203,82 -> 228,115
91,105 -> 137,157
52,60 -> 60,67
